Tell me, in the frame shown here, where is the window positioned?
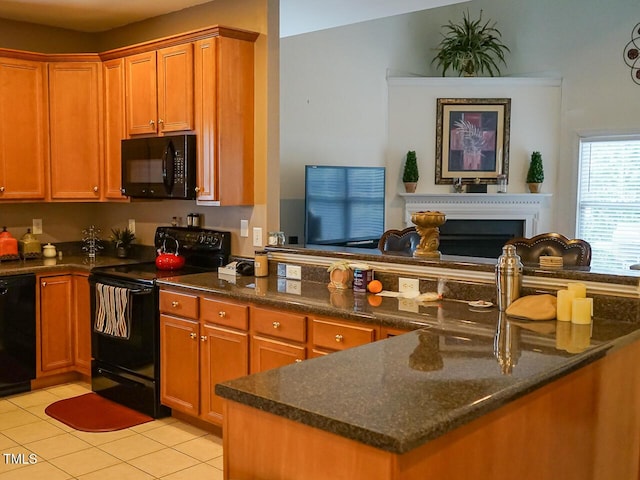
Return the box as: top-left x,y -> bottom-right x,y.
576,136 -> 640,270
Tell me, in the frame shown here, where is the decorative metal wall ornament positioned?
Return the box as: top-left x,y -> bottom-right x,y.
623,22 -> 640,85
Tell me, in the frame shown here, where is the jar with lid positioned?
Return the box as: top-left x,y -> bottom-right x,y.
254,250 -> 269,277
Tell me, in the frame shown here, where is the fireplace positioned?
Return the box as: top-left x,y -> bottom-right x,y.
439,219 -> 524,258
401,193 -> 550,258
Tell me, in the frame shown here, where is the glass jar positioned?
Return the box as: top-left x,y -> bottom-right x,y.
268,231 -> 286,246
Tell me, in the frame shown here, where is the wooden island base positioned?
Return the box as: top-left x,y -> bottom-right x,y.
222,341 -> 640,480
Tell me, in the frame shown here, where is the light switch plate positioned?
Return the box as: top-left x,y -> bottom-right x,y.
32,219 -> 42,235
253,227 -> 262,247
240,220 -> 249,237
128,219 -> 136,234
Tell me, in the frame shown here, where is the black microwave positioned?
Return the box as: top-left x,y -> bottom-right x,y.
121,134 -> 197,199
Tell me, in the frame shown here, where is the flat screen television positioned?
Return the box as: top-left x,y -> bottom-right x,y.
304,165 -> 385,248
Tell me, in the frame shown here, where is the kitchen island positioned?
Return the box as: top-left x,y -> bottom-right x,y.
156,254 -> 640,480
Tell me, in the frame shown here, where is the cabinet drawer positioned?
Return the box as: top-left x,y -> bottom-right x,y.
311,318 -> 376,351
200,297 -> 249,330
251,307 -> 306,343
159,290 -> 198,319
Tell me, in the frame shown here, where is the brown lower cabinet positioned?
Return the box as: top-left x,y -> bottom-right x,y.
159,289 -> 249,426
159,287 -> 385,425
36,272 -> 91,378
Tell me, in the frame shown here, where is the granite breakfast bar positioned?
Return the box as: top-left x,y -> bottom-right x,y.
156,247 -> 640,480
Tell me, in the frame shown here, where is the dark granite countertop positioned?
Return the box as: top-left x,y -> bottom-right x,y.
0,255 -> 140,276
216,325 -> 639,454
158,271 -> 640,454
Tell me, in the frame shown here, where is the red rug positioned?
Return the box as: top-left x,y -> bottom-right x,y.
45,393 -> 153,432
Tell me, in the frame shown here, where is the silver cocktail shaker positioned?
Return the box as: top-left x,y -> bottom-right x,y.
496,244 -> 523,311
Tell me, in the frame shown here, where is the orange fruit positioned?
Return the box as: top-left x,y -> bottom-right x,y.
367,279 -> 383,294
367,294 -> 382,307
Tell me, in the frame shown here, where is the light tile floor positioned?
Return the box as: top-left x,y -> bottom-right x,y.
0,382 -> 224,479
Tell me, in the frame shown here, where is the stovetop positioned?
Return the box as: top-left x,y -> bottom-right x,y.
90,226 -> 231,285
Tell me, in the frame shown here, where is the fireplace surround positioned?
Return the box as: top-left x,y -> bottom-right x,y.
401,193 -> 551,258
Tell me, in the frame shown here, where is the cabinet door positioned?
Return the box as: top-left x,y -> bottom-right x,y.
160,314 -> 200,416
0,58 -> 48,200
48,62 -> 103,200
103,58 -> 127,200
200,323 -> 249,425
39,275 -> 74,373
157,44 -> 193,133
73,274 -> 91,375
250,335 -> 305,374
194,36 -> 255,205
125,51 -> 157,135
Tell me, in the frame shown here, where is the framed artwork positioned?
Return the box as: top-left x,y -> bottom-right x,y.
435,98 -> 511,185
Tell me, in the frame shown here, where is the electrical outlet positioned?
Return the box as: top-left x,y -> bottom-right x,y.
286,280 -> 301,295
252,227 -> 263,247
240,220 -> 249,237
399,277 -> 420,294
128,219 -> 135,234
32,219 -> 42,235
286,264 -> 302,280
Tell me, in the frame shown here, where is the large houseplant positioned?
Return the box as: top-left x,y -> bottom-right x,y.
431,10 -> 510,77
526,151 -> 544,193
403,150 -> 419,193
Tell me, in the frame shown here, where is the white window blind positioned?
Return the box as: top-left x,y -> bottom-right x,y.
576,137 -> 640,271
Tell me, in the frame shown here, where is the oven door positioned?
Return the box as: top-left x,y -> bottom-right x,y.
89,275 -> 158,381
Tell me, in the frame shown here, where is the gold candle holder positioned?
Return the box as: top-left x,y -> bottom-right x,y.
410,211 -> 446,258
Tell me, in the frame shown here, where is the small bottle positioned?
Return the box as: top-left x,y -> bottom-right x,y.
254,250 -> 269,277
496,244 -> 523,311
497,174 -> 508,193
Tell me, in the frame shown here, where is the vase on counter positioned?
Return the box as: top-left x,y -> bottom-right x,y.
116,246 -> 130,258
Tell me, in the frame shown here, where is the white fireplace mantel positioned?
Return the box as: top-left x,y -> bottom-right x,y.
400,193 -> 552,237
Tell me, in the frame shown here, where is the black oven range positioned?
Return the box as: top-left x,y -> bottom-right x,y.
89,226 -> 230,418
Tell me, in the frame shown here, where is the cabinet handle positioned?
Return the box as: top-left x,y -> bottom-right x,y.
93,186 -> 98,192
171,301 -> 179,307
272,321 -> 280,329
158,118 -> 164,127
335,334 -> 344,343
200,335 -> 207,342
195,186 -> 201,193
0,186 -> 4,192
190,333 -> 197,339
149,120 -> 155,126
295,359 -> 302,363
218,311 -> 226,317
41,281 -> 47,287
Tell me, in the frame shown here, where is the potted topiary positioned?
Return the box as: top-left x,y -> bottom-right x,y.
431,10 -> 510,77
110,227 -> 136,258
403,150 -> 419,193
526,151 -> 544,193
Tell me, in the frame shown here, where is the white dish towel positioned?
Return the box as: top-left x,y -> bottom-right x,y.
94,283 -> 131,339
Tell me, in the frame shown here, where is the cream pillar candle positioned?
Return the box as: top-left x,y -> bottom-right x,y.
556,289 -> 575,321
571,297 -> 592,324
567,282 -> 587,298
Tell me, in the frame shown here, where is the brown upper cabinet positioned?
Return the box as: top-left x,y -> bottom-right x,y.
0,25 -> 258,204
0,57 -> 49,200
48,61 -> 104,200
125,44 -> 194,136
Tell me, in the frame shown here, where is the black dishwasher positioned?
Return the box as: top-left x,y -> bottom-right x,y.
0,273 -> 36,397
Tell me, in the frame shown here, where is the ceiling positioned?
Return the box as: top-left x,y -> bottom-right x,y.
0,0 -> 463,35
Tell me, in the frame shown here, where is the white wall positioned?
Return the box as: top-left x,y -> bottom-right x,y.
280,0 -> 640,242
386,77 -> 561,233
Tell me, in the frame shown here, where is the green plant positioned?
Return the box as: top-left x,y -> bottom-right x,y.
403,150 -> 419,183
526,151 -> 544,183
110,227 -> 136,248
431,10 -> 510,77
